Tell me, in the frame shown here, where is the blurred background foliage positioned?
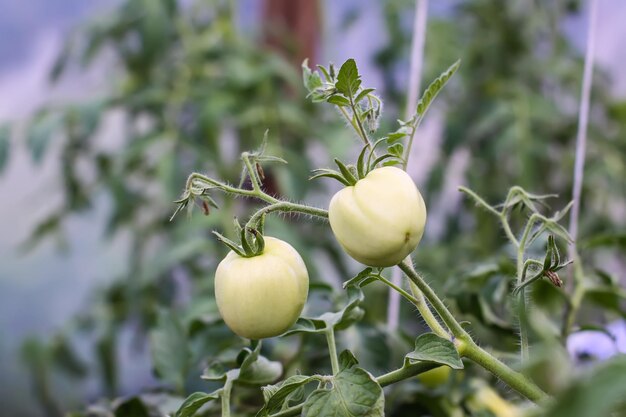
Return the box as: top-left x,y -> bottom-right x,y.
1,0 -> 625,416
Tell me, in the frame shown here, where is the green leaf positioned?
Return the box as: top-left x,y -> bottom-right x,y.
114,397 -> 150,417
414,60 -> 460,120
175,392 -> 219,417
283,286 -> 365,335
405,333 -> 464,369
281,318 -> 323,336
26,112 -> 62,163
542,356 -> 626,417
385,132 -> 407,144
388,143 -> 404,158
150,310 -> 191,391
354,88 -> 376,104
237,350 -> 283,386
327,95 -> 351,107
335,59 -> 362,98
302,59 -> 323,92
257,375 -> 320,416
343,267 -> 374,288
583,233 -> 626,249
303,366 -> 384,417
583,286 -> 626,318
338,350 -> 359,370
0,124 -> 10,173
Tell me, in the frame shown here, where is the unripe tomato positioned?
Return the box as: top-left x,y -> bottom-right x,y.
328,166 -> 427,267
467,383 -> 521,417
418,365 -> 451,388
215,237 -> 309,339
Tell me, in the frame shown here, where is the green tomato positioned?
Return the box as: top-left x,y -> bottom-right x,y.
328,166 -> 427,267
418,365 -> 451,388
215,236 -> 309,339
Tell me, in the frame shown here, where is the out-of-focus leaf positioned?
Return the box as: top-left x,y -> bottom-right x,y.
0,124 -> 10,173
174,391 -> 219,417
113,397 -> 150,417
583,287 -> 626,318
582,233 -> 626,249
541,356 -> 626,417
150,310 -> 190,391
257,375 -> 321,417
26,112 -> 62,163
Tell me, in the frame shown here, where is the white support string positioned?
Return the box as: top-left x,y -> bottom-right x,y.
387,0 -> 429,331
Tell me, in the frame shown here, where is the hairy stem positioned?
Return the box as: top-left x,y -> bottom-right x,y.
462,342 -> 546,403
400,263 -> 450,338
398,261 -> 468,339
398,260 -> 548,402
517,248 -> 530,362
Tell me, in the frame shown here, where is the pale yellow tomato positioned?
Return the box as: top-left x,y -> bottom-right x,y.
467,383 -> 522,417
214,237 -> 309,339
328,166 -> 427,267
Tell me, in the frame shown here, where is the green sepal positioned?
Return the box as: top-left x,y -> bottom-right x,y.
334,159 -> 358,185
213,231 -> 247,258
370,153 -> 401,169
248,228 -> 265,254
356,145 -> 369,179
310,169 -> 351,186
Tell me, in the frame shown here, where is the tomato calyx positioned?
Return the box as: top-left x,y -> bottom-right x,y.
213,227 -> 266,258
310,141 -> 405,186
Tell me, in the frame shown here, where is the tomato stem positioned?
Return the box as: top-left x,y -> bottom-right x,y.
325,328 -> 340,375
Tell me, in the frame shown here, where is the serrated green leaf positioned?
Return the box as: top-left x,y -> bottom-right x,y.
281,318 -> 324,336
414,60 -> 460,120
303,366 -> 384,417
327,95 -> 351,107
385,132 -> 407,144
175,392 -> 219,417
238,352 -> 283,386
257,375 -> 320,416
302,59 -> 323,93
283,286 -> 365,335
388,143 -> 404,158
354,88 -> 375,104
343,267 -> 374,288
335,59 -> 362,98
338,350 -> 359,370
405,333 -> 464,369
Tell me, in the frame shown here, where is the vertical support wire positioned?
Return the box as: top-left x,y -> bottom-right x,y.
568,0 -> 598,246
387,0 -> 429,331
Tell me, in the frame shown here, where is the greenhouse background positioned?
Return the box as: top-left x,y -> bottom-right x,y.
0,0 -> 625,416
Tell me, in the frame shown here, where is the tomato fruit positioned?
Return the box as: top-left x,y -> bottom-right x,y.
328,166 -> 427,267
214,236 -> 309,339
418,365 -> 451,388
467,383 -> 521,417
